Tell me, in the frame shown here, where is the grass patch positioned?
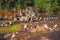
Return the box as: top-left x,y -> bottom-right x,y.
0,22 -> 25,33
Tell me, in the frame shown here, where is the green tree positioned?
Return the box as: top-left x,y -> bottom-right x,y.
35,0 -> 59,15
35,0 -> 51,13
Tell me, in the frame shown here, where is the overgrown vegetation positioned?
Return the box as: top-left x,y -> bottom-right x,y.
0,0 -> 60,14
